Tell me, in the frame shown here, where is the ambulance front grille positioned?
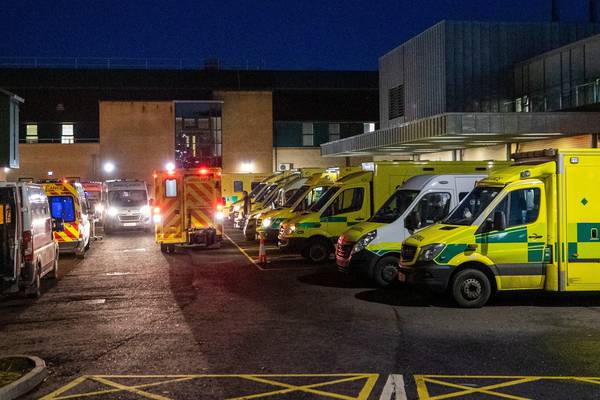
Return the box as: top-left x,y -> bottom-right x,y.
400,245 -> 417,263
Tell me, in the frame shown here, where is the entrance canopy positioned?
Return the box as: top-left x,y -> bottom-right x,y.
320,112 -> 600,157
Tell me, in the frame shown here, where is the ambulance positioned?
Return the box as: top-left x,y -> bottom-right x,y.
221,173 -> 272,209
228,173 -> 283,222
103,180 -> 151,233
337,162 -> 510,286
256,167 -> 361,241
399,149 -> 600,308
42,180 -> 92,258
278,161 -> 505,263
153,167 -> 224,253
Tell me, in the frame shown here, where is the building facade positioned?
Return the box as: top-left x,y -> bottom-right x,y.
323,20 -> 600,161
0,68 -> 378,185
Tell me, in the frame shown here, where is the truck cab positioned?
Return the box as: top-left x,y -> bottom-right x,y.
336,174 -> 486,286
399,149 -> 600,308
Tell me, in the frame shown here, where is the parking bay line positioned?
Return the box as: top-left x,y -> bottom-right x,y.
379,374 -> 407,400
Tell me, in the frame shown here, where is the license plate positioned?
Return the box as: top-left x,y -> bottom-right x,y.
123,223 -> 137,227
398,272 -> 406,282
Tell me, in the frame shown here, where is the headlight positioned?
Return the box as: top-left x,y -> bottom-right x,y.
107,207 -> 119,217
234,205 -> 241,212
418,244 -> 446,262
262,218 -> 272,228
351,230 -> 377,255
140,205 -> 151,216
282,224 -> 296,236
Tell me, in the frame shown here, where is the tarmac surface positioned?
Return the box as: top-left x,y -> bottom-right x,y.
1,225 -> 600,399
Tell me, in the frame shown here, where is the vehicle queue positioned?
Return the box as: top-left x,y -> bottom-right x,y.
1,148 -> 598,307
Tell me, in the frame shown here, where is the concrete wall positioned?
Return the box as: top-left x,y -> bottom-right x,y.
463,144 -> 508,161
6,143 -> 99,181
273,147 -> 348,169
100,101 -> 174,186
517,134 -> 593,152
216,91 -> 273,174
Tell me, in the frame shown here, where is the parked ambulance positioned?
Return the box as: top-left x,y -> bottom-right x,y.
221,173 -> 272,209
43,180 -> 92,258
103,180 -> 151,233
399,149 -> 600,307
278,161 -> 507,263
0,182 -> 61,298
336,174 -> 493,286
153,167 -> 224,253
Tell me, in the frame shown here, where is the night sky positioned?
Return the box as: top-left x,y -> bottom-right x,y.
1,0 -> 595,70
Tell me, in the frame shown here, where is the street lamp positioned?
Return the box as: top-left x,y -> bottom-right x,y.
103,162 -> 115,174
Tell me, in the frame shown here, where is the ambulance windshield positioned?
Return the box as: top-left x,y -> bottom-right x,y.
371,190 -> 419,223
108,190 -> 148,208
444,187 -> 502,226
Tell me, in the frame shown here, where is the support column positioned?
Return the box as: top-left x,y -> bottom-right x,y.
593,134 -> 598,148
505,143 -> 513,161
452,149 -> 463,161
345,156 -> 351,167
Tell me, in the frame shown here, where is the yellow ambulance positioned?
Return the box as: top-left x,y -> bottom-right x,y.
153,167 -> 224,253
221,173 -> 272,209
399,149 -> 600,307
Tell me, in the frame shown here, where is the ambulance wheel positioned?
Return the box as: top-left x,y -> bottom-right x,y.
160,243 -> 168,253
76,249 -> 86,259
167,244 -> 176,253
451,269 -> 491,308
27,267 -> 41,299
305,238 -> 331,264
372,256 -> 399,287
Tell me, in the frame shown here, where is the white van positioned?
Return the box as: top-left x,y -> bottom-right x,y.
103,180 -> 151,233
0,182 -> 60,298
336,174 -> 486,286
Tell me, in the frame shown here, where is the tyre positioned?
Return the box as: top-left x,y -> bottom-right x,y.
305,238 -> 331,264
27,267 -> 41,299
48,255 -> 59,279
160,243 -> 169,253
167,244 -> 176,254
451,269 -> 492,308
372,255 -> 400,287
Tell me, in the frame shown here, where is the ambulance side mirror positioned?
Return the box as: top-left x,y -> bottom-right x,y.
493,211 -> 507,231
52,218 -> 65,232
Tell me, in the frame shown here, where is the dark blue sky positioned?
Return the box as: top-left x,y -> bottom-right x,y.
1,0 -> 594,70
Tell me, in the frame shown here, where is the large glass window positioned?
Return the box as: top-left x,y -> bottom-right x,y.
445,187 -> 502,226
326,188 -> 364,216
488,188 -> 541,228
329,123 -> 340,141
49,196 -> 76,222
371,190 -> 419,223
175,102 -> 222,168
61,124 -> 74,144
26,124 -> 38,143
302,123 -> 314,146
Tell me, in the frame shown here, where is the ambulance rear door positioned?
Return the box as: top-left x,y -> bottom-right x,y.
159,174 -> 185,242
183,173 -> 218,231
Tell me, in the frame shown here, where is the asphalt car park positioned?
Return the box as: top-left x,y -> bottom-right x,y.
1,224 -> 600,399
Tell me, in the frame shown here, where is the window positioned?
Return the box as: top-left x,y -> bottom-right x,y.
371,190 -> 420,223
459,192 -> 469,201
327,188 -> 364,216
183,118 -> 196,128
363,122 -> 376,133
302,122 -> 314,146
329,123 -> 340,141
407,192 -> 452,229
61,124 -> 74,144
49,196 -> 76,222
26,124 -> 38,143
489,188 -> 540,228
108,190 -> 148,207
233,181 -> 244,193
445,187 -> 502,226
389,85 -> 405,119
165,179 -> 177,198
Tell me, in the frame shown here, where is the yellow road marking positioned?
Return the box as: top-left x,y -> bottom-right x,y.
224,232 -> 265,271
41,373 -> 378,400
415,375 -> 600,400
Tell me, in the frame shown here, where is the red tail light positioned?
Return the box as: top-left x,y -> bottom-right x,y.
153,206 -> 161,214
199,168 -> 208,175
22,230 -> 33,262
216,204 -> 223,211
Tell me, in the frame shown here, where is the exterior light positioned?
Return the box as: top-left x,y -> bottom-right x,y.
3,168 -> 9,173
199,168 -> 208,175
103,162 -> 115,173
47,171 -> 54,176
241,162 -> 254,173
165,162 -> 175,171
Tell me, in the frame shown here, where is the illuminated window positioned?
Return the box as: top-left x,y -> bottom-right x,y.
329,123 -> 340,141
302,122 -> 314,146
363,122 -> 376,133
61,124 -> 74,144
26,124 -> 38,143
165,179 -> 177,197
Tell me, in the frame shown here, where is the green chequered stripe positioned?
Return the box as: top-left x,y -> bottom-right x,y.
528,242 -> 546,263
298,222 -> 321,228
475,226 -> 527,244
577,223 -> 600,242
320,216 -> 347,223
435,244 -> 469,264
